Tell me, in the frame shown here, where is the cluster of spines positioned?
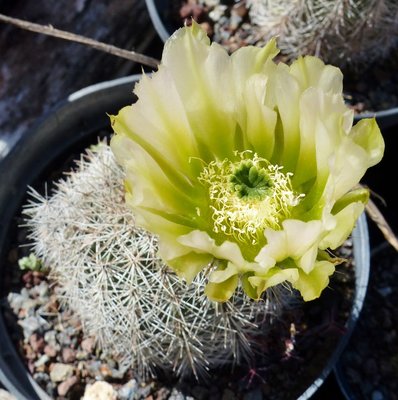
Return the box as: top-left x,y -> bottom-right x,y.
247,0 -> 398,67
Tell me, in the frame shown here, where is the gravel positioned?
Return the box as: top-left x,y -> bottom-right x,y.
3,245 -> 356,399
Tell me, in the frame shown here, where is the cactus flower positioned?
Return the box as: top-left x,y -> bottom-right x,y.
111,22 -> 384,302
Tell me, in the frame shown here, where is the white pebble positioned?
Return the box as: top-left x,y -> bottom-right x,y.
83,381 -> 117,400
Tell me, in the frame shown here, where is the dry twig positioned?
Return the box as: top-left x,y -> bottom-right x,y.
365,197 -> 398,252
0,13 -> 160,69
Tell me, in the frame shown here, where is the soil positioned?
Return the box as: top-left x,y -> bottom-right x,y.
170,0 -> 398,115
0,137 -> 358,399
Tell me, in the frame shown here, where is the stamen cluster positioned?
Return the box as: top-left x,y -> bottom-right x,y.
198,152 -> 303,245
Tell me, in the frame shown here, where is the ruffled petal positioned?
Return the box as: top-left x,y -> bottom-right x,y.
320,202 -> 365,250
205,274 -> 239,302
289,56 -> 343,95
208,262 -> 239,283
177,230 -> 261,273
294,88 -> 350,202
256,220 -> 323,273
329,118 -> 384,201
165,252 -> 213,283
230,37 -> 279,89
350,118 -> 384,167
292,261 -> 335,301
248,267 -> 300,298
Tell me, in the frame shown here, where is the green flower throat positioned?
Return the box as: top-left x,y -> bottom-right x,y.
230,160 -> 274,201
198,152 -> 304,245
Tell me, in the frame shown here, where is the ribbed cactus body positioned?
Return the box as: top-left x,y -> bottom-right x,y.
247,0 -> 398,66
23,143 -> 278,379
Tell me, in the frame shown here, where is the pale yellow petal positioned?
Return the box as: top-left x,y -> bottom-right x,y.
320,203 -> 365,250
178,230 -> 257,271
238,74 -> 277,160
349,118 -> 384,167
205,275 -> 239,302
293,261 -> 335,301
258,220 -> 323,263
208,262 -> 239,283
249,268 -> 299,297
289,56 -> 343,95
231,37 -> 279,95
161,21 -> 237,160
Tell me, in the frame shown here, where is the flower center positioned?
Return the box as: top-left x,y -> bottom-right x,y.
230,160 -> 273,201
198,152 -> 304,245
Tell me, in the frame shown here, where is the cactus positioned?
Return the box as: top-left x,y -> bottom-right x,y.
22,142 -> 291,379
246,0 -> 398,66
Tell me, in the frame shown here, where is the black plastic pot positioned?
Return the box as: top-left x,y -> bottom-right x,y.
0,74 -> 370,400
145,0 -> 398,131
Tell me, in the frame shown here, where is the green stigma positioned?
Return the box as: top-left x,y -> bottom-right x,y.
198,152 -> 304,245
230,160 -> 273,201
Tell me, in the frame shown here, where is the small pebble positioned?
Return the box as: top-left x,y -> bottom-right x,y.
81,336 -> 96,353
44,344 -> 57,358
44,330 -> 57,347
155,387 -> 171,400
118,379 -> 138,400
109,365 -> 126,380
82,381 -> 117,400
62,347 -> 76,363
49,363 -> 74,383
19,315 -> 50,337
76,350 -> 89,360
0,389 -> 17,400
33,371 -> 50,383
85,360 -> 102,379
99,363 -> 112,378
168,388 -> 185,400
57,375 -> 78,397
22,342 -> 35,361
34,354 -> 50,368
29,333 -> 45,353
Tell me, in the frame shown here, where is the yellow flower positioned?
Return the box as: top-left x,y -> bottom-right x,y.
111,22 -> 384,302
